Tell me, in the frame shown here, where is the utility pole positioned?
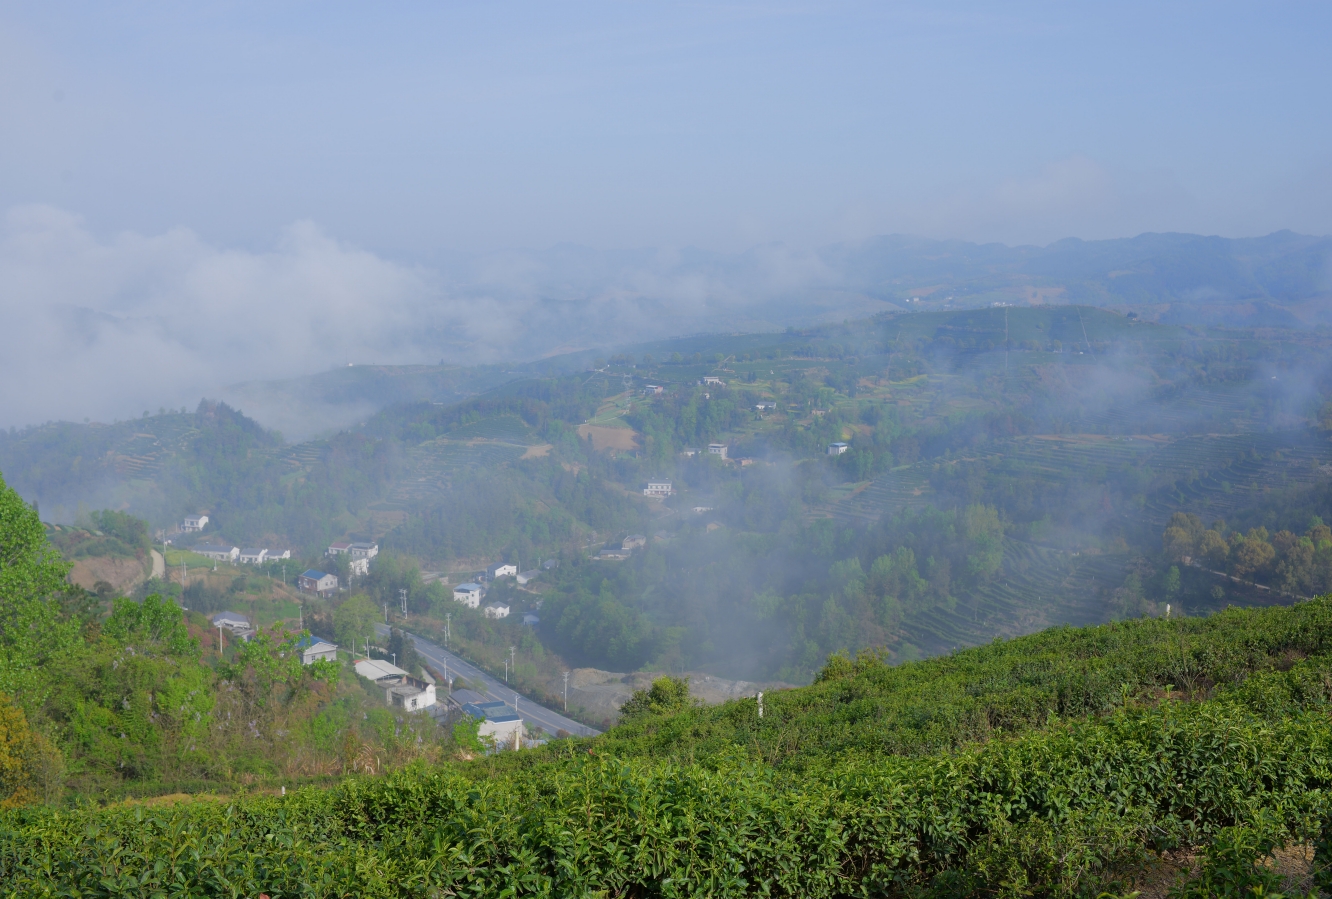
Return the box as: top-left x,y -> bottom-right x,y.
504,657 -> 509,683
392,652 -> 396,667
399,588 -> 407,617
444,659 -> 450,695
445,613 -> 451,648
509,646 -> 515,681
757,691 -> 764,719
217,624 -> 224,657
562,671 -> 569,711
384,603 -> 388,623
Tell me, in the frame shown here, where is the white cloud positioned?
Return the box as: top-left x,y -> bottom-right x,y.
0,205 -> 444,429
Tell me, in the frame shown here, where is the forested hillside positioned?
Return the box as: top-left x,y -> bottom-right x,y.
4,306 -> 1332,688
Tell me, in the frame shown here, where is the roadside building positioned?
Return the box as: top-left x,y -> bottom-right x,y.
380,674 -> 436,711
460,700 -> 524,749
703,376 -> 724,386
193,544 -> 239,563
298,569 -> 339,596
181,514 -> 209,532
454,583 -> 484,608
354,658 -> 407,681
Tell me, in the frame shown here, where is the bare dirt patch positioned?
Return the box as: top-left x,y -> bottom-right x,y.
522,443 -> 553,459
68,556 -> 148,593
577,424 -> 639,452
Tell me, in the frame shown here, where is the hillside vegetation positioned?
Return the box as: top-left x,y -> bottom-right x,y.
9,587 -> 1332,894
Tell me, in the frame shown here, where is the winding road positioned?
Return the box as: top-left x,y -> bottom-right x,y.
374,623 -> 599,737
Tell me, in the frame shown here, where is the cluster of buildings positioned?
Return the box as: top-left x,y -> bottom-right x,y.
452,559 -> 545,618
354,658 -> 436,712
597,533 -> 648,562
191,545 -> 292,564
327,541 -> 379,576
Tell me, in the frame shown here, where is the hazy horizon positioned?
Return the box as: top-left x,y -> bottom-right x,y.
3,1 -> 1331,430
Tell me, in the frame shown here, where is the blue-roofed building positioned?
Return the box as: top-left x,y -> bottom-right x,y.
295,634 -> 338,665
461,700 -> 524,748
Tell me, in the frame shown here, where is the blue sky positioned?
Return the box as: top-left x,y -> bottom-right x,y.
3,1 -> 1329,255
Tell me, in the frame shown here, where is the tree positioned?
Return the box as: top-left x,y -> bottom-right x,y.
334,594 -> 379,651
1198,530 -> 1229,569
0,472 -> 79,710
0,692 -> 60,808
618,676 -> 696,725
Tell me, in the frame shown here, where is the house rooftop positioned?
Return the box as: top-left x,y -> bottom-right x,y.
302,569 -> 327,579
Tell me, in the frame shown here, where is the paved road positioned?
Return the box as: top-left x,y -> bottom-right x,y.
375,623 -> 599,737
151,549 -> 164,579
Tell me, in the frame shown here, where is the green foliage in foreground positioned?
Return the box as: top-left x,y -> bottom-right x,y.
5,699 -> 1332,897
598,595 -> 1332,767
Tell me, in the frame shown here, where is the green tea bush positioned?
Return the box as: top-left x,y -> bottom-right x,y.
6,699 -> 1332,898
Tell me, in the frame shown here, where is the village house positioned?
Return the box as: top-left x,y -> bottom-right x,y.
296,635 -> 338,665
707,443 -> 728,460
181,514 -> 209,532
327,541 -> 352,555
212,611 -> 250,634
192,544 -> 239,563
349,542 -> 379,560
641,384 -> 664,395
597,547 -> 631,561
459,699 -> 524,749
298,569 -> 339,596
483,603 -> 510,619
267,549 -> 291,560
353,659 -> 437,711
454,583 -> 484,608
487,562 -> 518,580
238,547 -> 268,564
516,569 -> 540,586
828,442 -> 848,455
622,534 -> 647,550
702,376 -> 724,386
643,479 -> 673,497
681,447 -> 700,457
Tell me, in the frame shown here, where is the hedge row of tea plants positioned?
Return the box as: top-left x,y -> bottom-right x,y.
5,697 -> 1332,898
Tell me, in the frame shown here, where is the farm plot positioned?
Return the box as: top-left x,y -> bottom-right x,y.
902,539 -> 1122,657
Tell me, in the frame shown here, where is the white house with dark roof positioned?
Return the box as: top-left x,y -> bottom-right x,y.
296,636 -> 338,665
483,603 -> 510,619
707,443 -> 728,459
298,569 -> 339,596
239,548 -> 268,564
487,562 -> 518,580
643,480 -> 673,497
182,514 -> 209,532
828,442 -> 848,455
193,544 -> 238,563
